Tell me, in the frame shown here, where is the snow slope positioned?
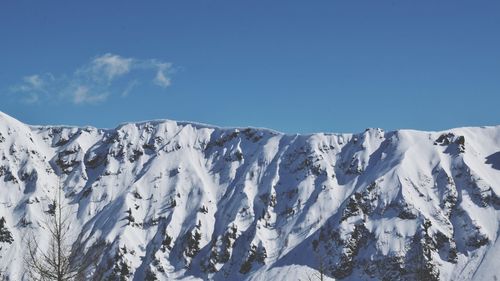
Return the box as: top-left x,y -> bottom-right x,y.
0,111 -> 499,280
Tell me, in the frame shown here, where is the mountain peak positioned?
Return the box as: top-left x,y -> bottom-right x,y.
0,113 -> 499,280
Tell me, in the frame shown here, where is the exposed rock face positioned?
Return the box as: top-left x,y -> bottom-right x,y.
0,111 -> 499,280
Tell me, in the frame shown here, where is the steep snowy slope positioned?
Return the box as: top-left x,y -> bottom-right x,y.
0,111 -> 499,280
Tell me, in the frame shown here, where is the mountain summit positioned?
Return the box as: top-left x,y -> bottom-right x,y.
0,112 -> 499,280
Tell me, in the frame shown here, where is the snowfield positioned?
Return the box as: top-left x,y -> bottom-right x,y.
0,111 -> 499,280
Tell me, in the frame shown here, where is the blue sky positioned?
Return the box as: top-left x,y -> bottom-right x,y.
1,0 -> 499,133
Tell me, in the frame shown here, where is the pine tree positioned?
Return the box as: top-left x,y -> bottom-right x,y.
0,217 -> 13,244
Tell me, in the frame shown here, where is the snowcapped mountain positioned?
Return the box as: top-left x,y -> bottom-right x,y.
0,111 -> 499,280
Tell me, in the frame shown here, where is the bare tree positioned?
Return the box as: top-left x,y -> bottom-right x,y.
24,183 -> 83,281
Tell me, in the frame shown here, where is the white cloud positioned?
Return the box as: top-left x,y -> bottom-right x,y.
23,75 -> 45,90
121,80 -> 139,97
9,53 -> 174,105
154,63 -> 172,88
72,86 -> 109,104
10,74 -> 54,103
88,53 -> 133,81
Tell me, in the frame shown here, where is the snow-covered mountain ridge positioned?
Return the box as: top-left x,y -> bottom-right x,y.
0,111 -> 499,280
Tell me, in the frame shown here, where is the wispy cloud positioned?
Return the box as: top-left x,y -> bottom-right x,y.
154,62 -> 172,88
90,53 -> 133,81
24,74 -> 45,90
72,85 -> 109,104
10,53 -> 174,104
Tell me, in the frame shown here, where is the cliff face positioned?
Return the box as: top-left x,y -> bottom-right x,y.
0,111 -> 499,280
